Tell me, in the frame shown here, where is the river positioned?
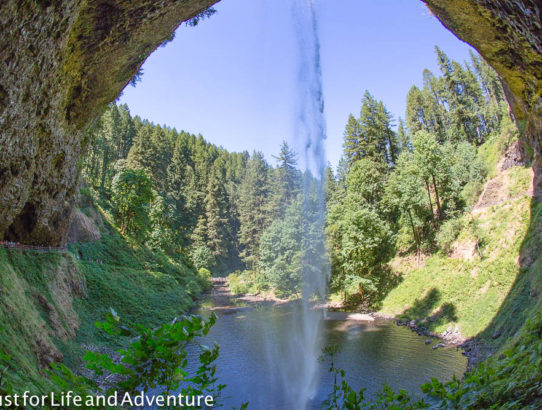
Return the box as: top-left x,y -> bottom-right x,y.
190,300 -> 467,409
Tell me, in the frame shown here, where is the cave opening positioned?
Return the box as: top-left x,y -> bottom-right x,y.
6,202 -> 38,243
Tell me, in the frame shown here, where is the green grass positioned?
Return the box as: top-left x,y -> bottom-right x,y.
478,121 -> 518,179
447,309 -> 542,407
0,202 -> 208,392
379,166 -> 534,339
0,249 -> 66,392
343,163 -> 542,407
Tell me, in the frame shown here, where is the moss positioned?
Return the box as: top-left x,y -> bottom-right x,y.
425,0 -> 542,141
0,198 -> 206,391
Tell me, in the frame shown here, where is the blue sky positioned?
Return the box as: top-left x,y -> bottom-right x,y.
118,0 -> 476,168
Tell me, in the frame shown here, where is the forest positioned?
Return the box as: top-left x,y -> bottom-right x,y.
35,42 -> 540,410
0,35 -> 539,410
82,47 -> 514,306
2,0 -> 542,408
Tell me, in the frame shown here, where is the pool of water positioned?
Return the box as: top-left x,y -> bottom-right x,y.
186,303 -> 467,409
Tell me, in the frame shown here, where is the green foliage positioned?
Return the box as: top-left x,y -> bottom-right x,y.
339,207 -> 392,279
198,267 -> 211,282
228,271 -> 255,295
322,345 -> 367,409
436,217 -> 465,253
269,141 -> 300,218
327,157 -> 394,304
386,151 -> 428,254
259,200 -> 304,298
46,363 -> 97,409
461,180 -> 484,207
322,346 -> 427,409
380,166 -> 533,337
184,7 -> 217,27
111,168 -> 154,237
343,91 -> 398,168
148,195 -> 176,251
323,312 -> 542,408
47,311 -> 226,409
478,106 -> 518,178
420,311 -> 542,408
238,152 -> 271,270
0,353 -> 14,398
0,194 -> 209,393
328,46 -> 520,310
190,244 -> 215,271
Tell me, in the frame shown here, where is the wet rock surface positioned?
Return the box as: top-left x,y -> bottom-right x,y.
1,0 -> 542,245
0,0 -> 217,245
424,0 -> 542,192
395,317 -> 491,369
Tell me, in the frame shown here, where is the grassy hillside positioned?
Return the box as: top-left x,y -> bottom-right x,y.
379,165 -> 536,339
330,135 -> 542,407
0,191 -> 208,392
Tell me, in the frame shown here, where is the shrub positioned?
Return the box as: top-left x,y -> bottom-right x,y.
436,217 -> 464,254
228,271 -> 251,295
190,245 -> 215,271
462,180 -> 484,207
47,310 -> 228,408
198,267 -> 211,281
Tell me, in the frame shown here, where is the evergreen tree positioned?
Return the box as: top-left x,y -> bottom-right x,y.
166,135 -> 193,244
376,101 -> 399,165
346,158 -> 389,216
98,105 -> 121,190
204,158 -> 233,267
259,199 -> 304,298
269,141 -> 300,218
357,91 -> 389,164
126,123 -> 157,174
397,118 -> 411,153
406,85 -> 427,136
343,114 -> 363,165
156,128 -> 173,192
111,168 -> 154,237
344,91 -> 395,168
117,104 -> 135,159
238,152 -> 270,270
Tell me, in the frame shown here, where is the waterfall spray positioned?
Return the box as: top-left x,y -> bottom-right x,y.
265,1 -> 329,408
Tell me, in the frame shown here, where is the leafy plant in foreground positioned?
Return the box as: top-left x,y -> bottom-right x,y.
322,345 -> 428,409
48,309 -> 226,409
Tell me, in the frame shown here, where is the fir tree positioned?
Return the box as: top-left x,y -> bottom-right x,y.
238,152 -> 270,270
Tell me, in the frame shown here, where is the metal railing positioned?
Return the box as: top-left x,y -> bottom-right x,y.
0,242 -> 67,253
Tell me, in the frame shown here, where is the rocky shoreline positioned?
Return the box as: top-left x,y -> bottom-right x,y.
321,300 -> 489,370
381,314 -> 489,370
203,280 -> 487,370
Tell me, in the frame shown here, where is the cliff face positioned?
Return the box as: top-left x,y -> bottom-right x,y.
424,0 -> 542,191
0,0 -> 541,245
0,0 -> 217,245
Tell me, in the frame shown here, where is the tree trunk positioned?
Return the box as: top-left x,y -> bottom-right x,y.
431,174 -> 442,220
424,179 -> 437,228
100,145 -> 110,190
407,209 -> 419,254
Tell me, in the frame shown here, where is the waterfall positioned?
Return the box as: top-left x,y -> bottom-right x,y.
263,1 -> 329,408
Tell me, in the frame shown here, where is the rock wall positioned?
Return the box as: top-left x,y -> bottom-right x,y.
0,0 -> 217,245
423,0 -> 542,191
0,0 -> 541,245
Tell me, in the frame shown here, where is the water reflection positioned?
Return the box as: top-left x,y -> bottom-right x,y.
192,304 -> 466,409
